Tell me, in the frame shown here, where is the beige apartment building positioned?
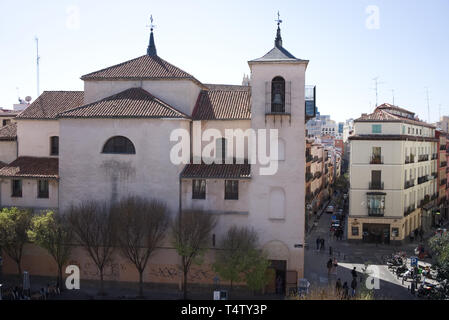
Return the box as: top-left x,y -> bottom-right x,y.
348,104 -> 438,244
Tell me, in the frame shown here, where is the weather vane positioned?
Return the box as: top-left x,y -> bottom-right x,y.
275,11 -> 282,26
146,14 -> 156,31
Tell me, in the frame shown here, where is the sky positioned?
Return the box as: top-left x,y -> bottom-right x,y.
0,0 -> 448,123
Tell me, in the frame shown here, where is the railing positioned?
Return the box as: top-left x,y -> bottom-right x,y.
418,176 -> 429,184
306,154 -> 313,162
404,205 -> 416,216
440,178 -> 447,186
432,153 -> 438,160
368,208 -> 384,216
370,155 -> 384,164
404,180 -> 415,189
312,156 -> 318,163
440,145 -> 446,151
405,154 -> 415,164
314,171 -> 322,179
306,172 -> 313,182
441,161 -> 447,168
418,154 -> 429,162
369,182 -> 384,190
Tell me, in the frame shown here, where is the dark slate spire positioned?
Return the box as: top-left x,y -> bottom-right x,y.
274,11 -> 283,48
147,29 -> 157,56
147,15 -> 157,56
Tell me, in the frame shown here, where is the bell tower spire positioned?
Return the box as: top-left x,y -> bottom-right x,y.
275,11 -> 283,48
147,15 -> 157,56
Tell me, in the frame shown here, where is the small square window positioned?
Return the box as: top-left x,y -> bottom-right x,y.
192,179 -> 206,199
372,124 -> 382,134
11,179 -> 22,197
392,228 -> 399,237
38,180 -> 49,199
225,180 -> 239,200
351,227 -> 359,236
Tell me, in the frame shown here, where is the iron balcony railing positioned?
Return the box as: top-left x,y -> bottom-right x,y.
441,161 -> 447,168
418,176 -> 429,184
404,205 -> 416,216
440,178 -> 447,186
440,145 -> 447,151
370,155 -> 384,164
418,154 -> 429,162
404,180 -> 415,189
369,182 -> 384,190
432,153 -> 438,160
405,154 -> 416,164
368,208 -> 384,217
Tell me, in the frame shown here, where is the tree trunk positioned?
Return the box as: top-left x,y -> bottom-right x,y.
139,271 -> 144,297
58,264 -> 63,292
99,269 -> 105,296
16,260 -> 22,278
183,269 -> 188,300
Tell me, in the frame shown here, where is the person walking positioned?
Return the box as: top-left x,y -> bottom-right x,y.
419,228 -> 424,242
351,267 -> 357,279
351,278 -> 357,297
320,238 -> 325,251
335,278 -> 342,296
332,258 -> 338,275
327,258 -> 333,275
316,237 -> 321,251
342,282 -> 349,299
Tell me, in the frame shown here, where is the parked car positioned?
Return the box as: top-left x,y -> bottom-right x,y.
326,205 -> 334,214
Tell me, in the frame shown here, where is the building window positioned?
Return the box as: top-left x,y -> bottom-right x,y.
224,180 -> 239,200
367,194 -> 385,216
11,179 -> 22,197
50,136 -> 59,156
271,76 -> 285,113
192,179 -> 206,199
2,119 -> 11,126
38,180 -> 49,198
392,228 -> 399,238
102,136 -> 136,154
372,124 -> 382,134
351,227 -> 359,236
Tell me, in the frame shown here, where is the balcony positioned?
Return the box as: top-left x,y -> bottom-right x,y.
306,172 -> 313,182
440,178 -> 447,186
418,176 -> 429,184
369,182 -> 384,190
404,180 -> 415,189
440,145 -> 446,151
432,153 -> 438,160
418,154 -> 429,162
368,208 -> 384,217
404,205 -> 416,216
306,154 -> 313,162
312,156 -> 318,163
370,155 -> 384,164
405,154 -> 415,164
441,161 -> 447,168
314,171 -> 322,179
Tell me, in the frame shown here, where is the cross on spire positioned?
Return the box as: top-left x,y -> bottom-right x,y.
275,11 -> 283,48
146,14 -> 157,56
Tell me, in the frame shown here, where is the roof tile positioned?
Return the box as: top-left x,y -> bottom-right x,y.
0,122 -> 17,140
0,157 -> 58,179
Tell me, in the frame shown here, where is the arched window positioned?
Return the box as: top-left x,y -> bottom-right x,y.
102,136 -> 136,154
271,76 -> 285,113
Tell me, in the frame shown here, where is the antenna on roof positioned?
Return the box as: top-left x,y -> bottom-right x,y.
372,77 -> 385,108
425,87 -> 430,123
391,89 -> 395,106
35,36 -> 40,97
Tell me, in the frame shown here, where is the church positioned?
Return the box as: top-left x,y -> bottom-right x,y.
0,20 -> 310,293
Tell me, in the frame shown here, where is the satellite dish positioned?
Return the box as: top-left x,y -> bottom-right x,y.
25,96 -> 32,102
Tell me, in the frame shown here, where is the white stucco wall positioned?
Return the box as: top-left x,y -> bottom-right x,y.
0,140 -> 17,163
16,120 -> 59,157
83,80 -> 201,116
59,118 -> 190,215
0,178 -> 58,209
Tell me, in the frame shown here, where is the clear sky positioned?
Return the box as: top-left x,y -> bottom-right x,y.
0,0 -> 448,123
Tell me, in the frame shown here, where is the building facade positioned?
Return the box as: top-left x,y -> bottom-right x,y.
348,104 -> 438,243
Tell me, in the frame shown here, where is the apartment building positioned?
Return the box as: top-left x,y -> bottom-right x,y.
348,104 -> 438,244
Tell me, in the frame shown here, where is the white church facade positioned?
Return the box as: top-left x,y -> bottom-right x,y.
0,23 -> 310,292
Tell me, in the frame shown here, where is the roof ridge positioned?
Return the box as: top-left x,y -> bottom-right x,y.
80,55 -> 147,79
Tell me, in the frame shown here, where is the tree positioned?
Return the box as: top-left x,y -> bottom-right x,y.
171,209 -> 217,300
213,225 -> 262,291
428,232 -> 449,298
0,207 -> 32,276
112,197 -> 169,297
67,201 -> 116,295
244,253 -> 271,293
28,210 -> 73,291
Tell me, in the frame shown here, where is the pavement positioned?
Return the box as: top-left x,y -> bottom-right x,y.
304,193 -> 432,300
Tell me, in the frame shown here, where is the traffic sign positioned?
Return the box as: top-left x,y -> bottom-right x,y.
410,256 -> 418,267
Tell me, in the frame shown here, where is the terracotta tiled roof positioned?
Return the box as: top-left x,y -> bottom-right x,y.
0,157 -> 59,179
192,86 -> 251,120
59,88 -> 190,119
16,91 -> 84,120
355,105 -> 435,128
0,123 -> 17,140
81,55 -> 202,84
181,164 -> 251,179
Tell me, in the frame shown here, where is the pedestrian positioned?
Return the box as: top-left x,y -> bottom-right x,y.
316,236 -> 321,251
327,258 -> 333,275
329,246 -> 333,256
351,266 -> 357,279
419,228 -> 424,242
333,258 -> 338,275
410,280 -> 416,295
320,238 -> 325,251
351,278 -> 357,297
335,278 -> 342,295
342,282 -> 349,299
